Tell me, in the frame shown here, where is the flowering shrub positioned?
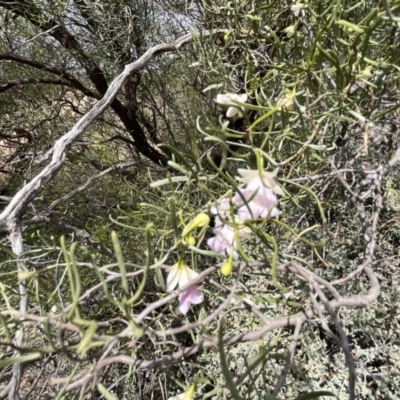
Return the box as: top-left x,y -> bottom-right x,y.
2,1 -> 400,399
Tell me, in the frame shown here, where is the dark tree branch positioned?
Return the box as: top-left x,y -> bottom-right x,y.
0,31 -> 201,228
0,52 -> 100,99
0,1 -> 168,165
0,77 -> 80,94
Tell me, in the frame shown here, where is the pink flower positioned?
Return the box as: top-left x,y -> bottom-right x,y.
179,285 -> 203,314
291,3 -> 304,17
234,180 -> 280,220
208,196 -> 252,259
234,170 -> 283,221
207,224 -> 239,259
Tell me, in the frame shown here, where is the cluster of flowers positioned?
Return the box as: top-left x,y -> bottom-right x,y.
166,169 -> 283,315
167,89 -> 294,398
164,91 -> 285,398
207,169 -> 283,263
165,92 -> 285,315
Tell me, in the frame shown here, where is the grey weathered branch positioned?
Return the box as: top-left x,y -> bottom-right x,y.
0,31 -> 198,230
0,30 -> 204,400
1,222 -> 27,400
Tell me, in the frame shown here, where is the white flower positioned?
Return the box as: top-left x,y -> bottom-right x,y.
167,260 -> 199,292
236,169 -> 284,196
207,219 -> 250,259
211,197 -> 231,218
215,93 -> 248,118
234,177 -> 280,220
276,92 -> 294,110
291,3 -> 304,17
284,25 -> 295,38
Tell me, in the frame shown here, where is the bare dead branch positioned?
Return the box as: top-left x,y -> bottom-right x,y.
0,31 -> 201,229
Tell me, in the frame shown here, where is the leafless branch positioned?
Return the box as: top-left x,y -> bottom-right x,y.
0,31 -> 201,230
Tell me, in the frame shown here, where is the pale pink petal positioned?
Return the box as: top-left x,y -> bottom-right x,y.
260,206 -> 280,218
178,271 -> 190,288
233,191 -> 244,204
179,296 -> 191,314
217,225 -> 235,242
234,175 -> 280,222
246,176 -> 272,191
207,236 -> 225,254
178,265 -> 198,289
186,266 -> 199,282
247,175 -> 284,197
179,285 -> 203,314
237,202 -> 265,220
235,187 -> 277,208
237,206 -> 254,221
256,187 -> 278,206
217,198 -> 231,212
236,170 -> 284,195
236,169 -> 259,182
233,188 -> 253,203
211,198 -> 231,223
214,216 -> 224,229
207,225 -> 239,259
237,199 -> 279,220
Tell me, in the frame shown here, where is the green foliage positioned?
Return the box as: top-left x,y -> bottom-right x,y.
1,0 -> 400,399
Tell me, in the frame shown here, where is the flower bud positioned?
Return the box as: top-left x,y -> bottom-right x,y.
181,213 -> 210,237
221,257 -> 233,277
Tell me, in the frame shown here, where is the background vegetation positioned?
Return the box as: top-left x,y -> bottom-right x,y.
1,0 -> 400,399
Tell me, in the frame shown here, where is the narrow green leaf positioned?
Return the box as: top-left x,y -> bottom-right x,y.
150,176 -> 188,187
336,20 -> 364,33
111,231 -> 128,296
168,161 -> 192,178
348,110 -> 367,122
76,321 -> 98,355
0,352 -> 41,367
218,318 -> 244,400
97,383 -> 118,400
203,83 -> 223,92
127,223 -> 152,306
248,107 -> 278,130
294,391 -> 337,400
